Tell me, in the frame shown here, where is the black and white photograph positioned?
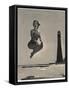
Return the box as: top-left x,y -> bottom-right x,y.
17,6 -> 67,83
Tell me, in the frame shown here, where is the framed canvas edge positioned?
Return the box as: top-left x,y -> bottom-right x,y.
9,5 -> 68,85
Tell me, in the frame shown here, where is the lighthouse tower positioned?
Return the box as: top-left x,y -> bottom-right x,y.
56,31 -> 63,64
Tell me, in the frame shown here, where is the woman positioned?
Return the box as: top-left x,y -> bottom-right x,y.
28,20 -> 43,58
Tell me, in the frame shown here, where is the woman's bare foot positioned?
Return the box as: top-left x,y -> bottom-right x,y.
30,52 -> 34,58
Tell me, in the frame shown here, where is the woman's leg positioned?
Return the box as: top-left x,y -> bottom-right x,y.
30,42 -> 43,58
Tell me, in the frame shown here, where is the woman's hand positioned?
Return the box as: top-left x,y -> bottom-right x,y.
39,36 -> 42,42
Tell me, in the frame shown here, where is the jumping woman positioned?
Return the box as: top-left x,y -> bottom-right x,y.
28,20 -> 43,58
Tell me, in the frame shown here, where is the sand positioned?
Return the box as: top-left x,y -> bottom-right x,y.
18,64 -> 65,81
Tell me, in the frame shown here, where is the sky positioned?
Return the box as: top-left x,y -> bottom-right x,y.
18,8 -> 65,65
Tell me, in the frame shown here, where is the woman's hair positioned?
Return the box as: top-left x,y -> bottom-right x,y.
33,20 -> 40,27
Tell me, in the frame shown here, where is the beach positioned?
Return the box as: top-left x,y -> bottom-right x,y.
18,64 -> 65,81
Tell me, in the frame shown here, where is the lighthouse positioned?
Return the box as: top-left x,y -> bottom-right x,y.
56,31 -> 63,64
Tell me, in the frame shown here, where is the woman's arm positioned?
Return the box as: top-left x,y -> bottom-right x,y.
30,30 -> 33,39
38,32 -> 42,42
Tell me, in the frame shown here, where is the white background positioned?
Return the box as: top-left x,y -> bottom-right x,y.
0,0 -> 69,90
